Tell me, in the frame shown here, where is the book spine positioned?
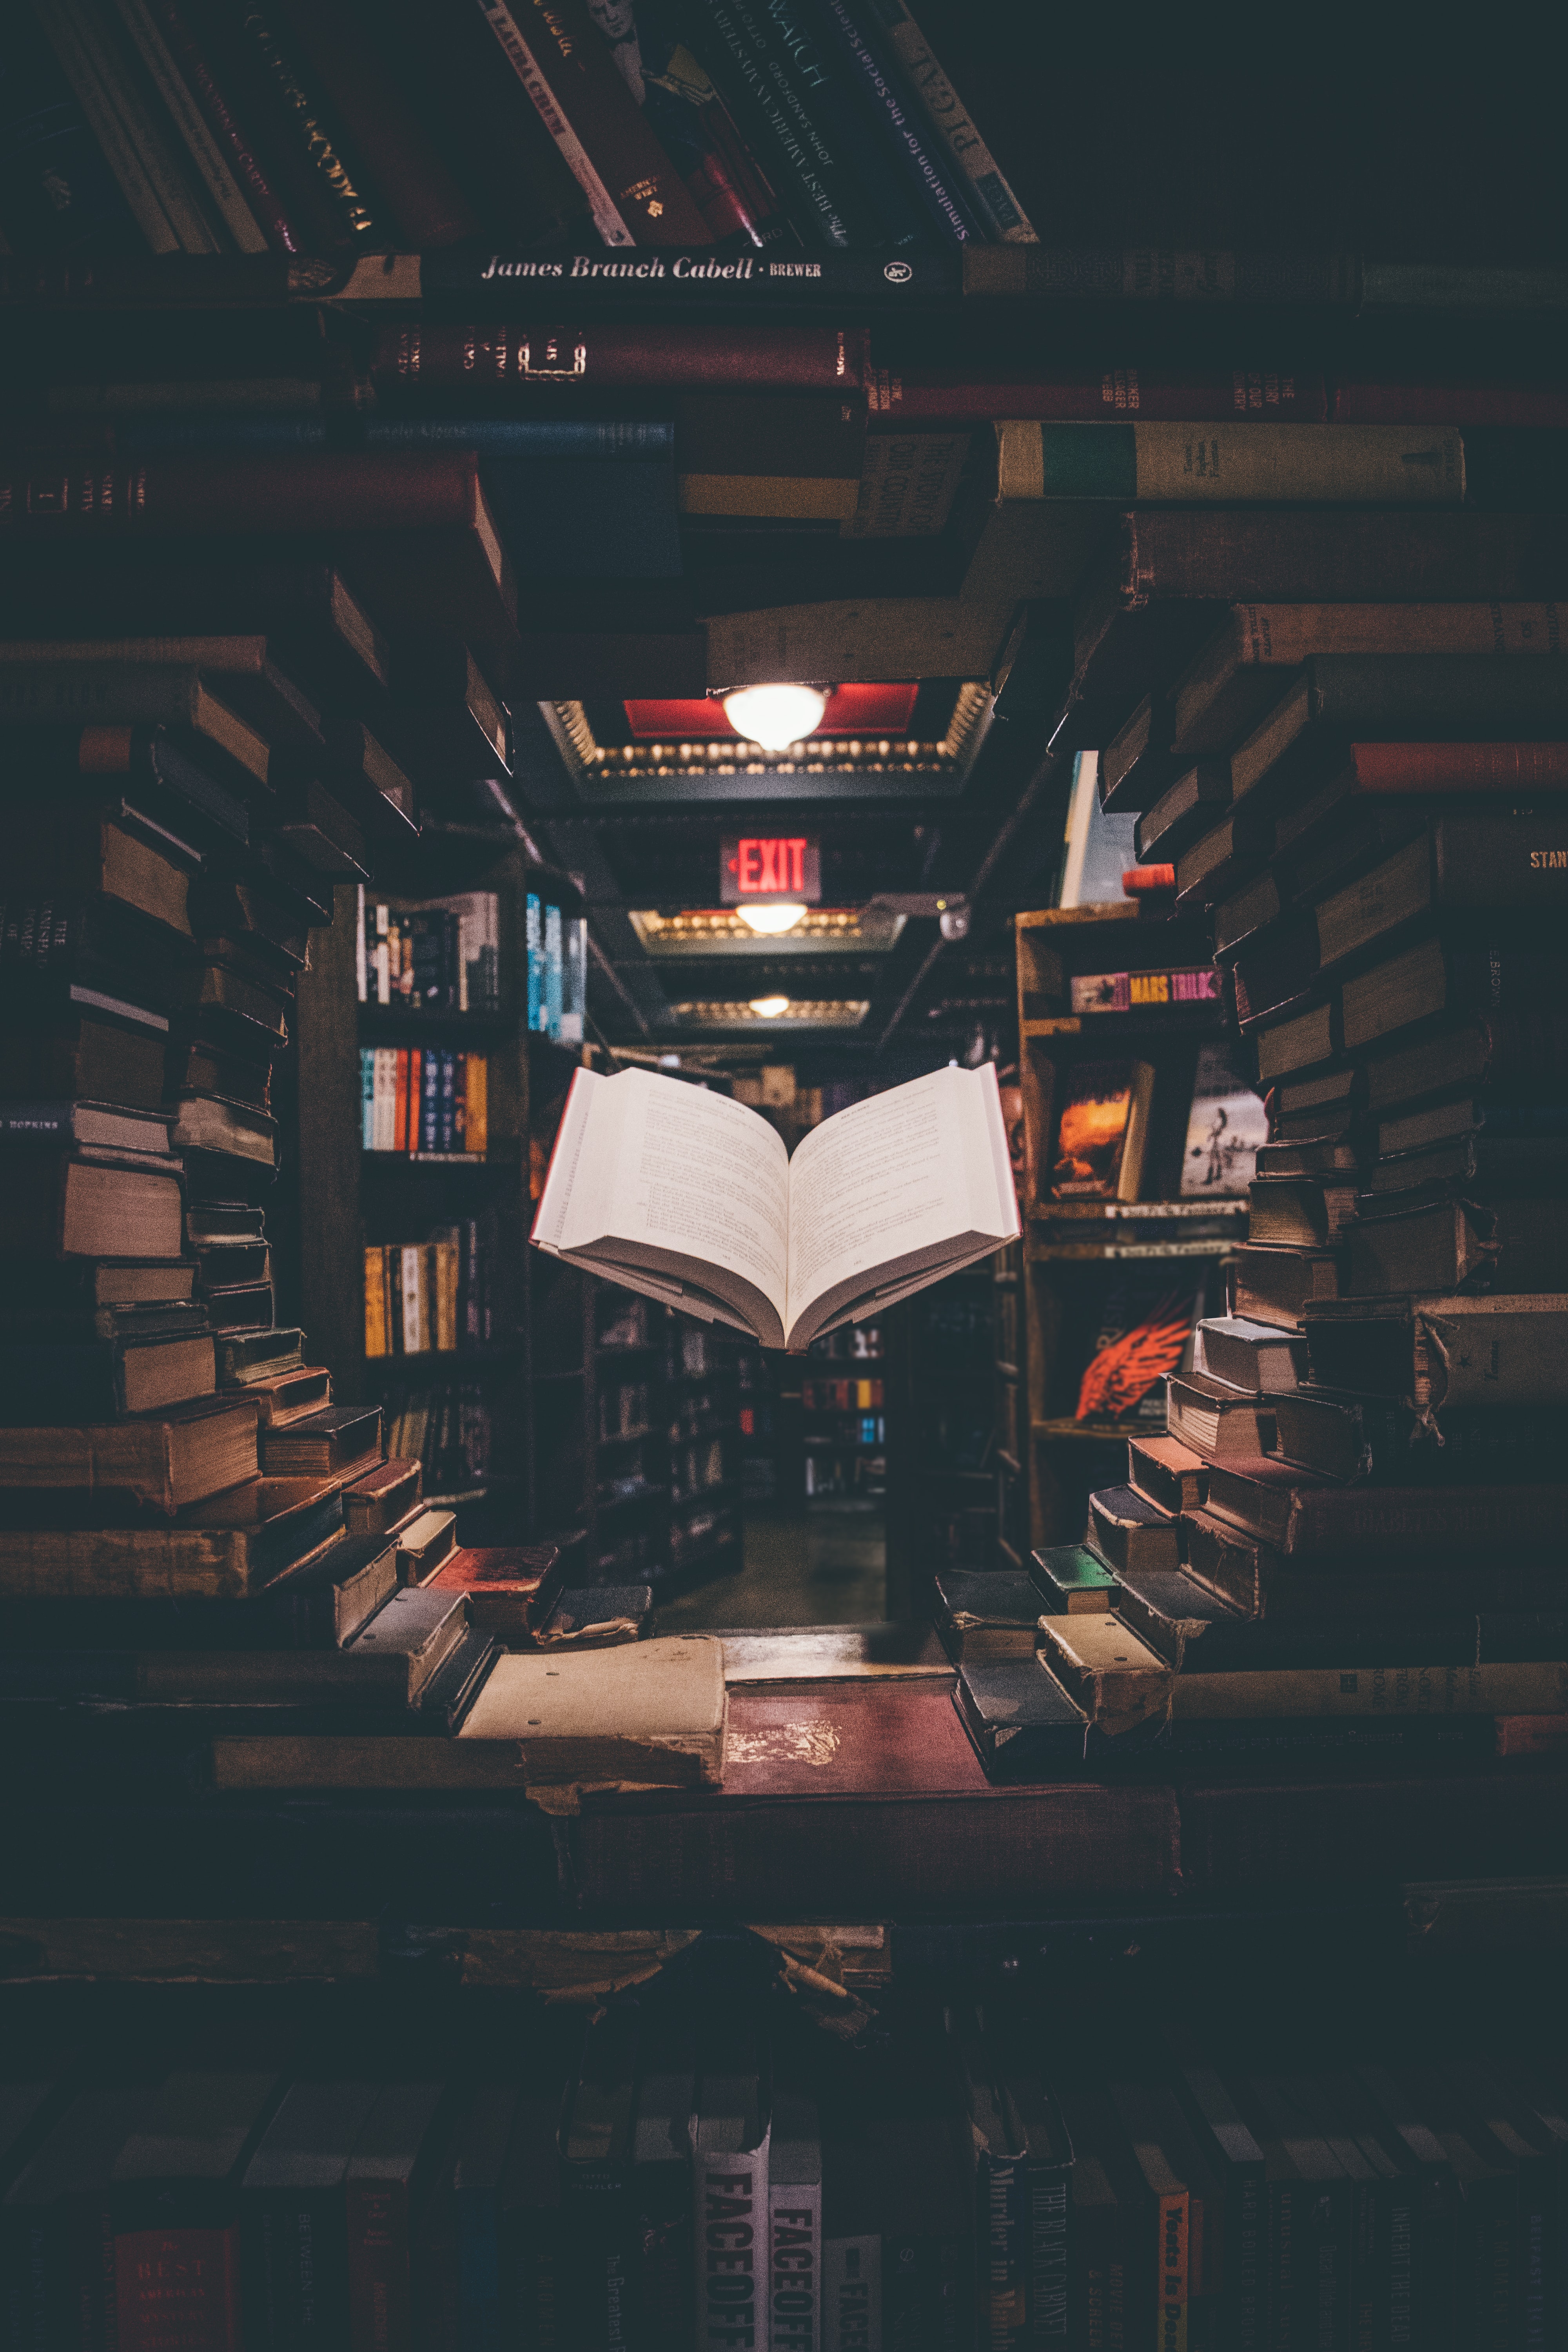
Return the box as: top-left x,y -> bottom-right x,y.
360,1049 -> 374,1147
108,0 -> 271,251
401,1243 -> 422,1352
26,0 -> 183,253
543,904 -> 563,1041
803,0 -> 981,245
347,2181 -> 412,2352
474,0 -> 711,248
998,420 -> 1466,504
421,1051 -> 440,1152
1029,2160 -> 1069,2343
1334,379 -> 1568,426
223,0 -> 380,243
965,247 -> 1360,303
526,894 -> 542,1031
0,453 -> 483,536
417,246 -> 963,300
682,0 -> 871,249
863,0 -> 1034,239
467,1056 -> 487,1156
452,1052 -> 466,1152
142,0 -> 308,250
869,366 -> 1327,423
768,2171 -> 820,2352
370,319 -> 864,392
977,2152 -> 1026,2345
268,0 -> 479,246
364,1245 -> 385,1355
1287,1486 -> 1568,1560
695,2153 -> 766,2352
115,2225 -> 241,2352
823,2232 -> 880,2352
1347,741 -> 1568,791
392,1048 -> 409,1153
438,1048 -> 456,1151
739,0 -> 926,250
56,0 -> 226,253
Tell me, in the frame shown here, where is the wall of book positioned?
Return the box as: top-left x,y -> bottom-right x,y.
1015,858 -> 1261,1549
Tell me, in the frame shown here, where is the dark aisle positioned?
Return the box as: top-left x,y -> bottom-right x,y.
656,1500 -> 886,1629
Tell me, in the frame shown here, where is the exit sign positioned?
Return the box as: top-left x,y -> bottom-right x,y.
720,835 -> 821,904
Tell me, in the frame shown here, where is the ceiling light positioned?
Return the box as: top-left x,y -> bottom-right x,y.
749,994 -> 791,1019
721,684 -> 828,750
736,902 -> 806,936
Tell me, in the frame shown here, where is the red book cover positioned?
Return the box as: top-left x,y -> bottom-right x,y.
115,2226 -> 241,2352
868,364 -> 1328,424
1348,741 -> 1568,791
0,452 -> 491,537
406,1050 -> 421,1154
393,1048 -> 410,1154
1334,381 -> 1568,427
473,0 -> 713,249
347,2179 -> 416,2352
267,0 -> 481,248
372,321 -> 867,393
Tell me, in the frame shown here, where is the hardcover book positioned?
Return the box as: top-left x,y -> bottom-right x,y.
533,1063 -> 1017,1351
1050,1060 -> 1153,1200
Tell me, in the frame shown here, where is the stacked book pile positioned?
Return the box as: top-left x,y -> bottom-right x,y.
2,1960 -> 1564,2351
950,612 -> 1568,1777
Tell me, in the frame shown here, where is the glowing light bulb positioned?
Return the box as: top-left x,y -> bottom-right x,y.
736,902 -> 806,935
721,684 -> 828,751
749,994 -> 790,1018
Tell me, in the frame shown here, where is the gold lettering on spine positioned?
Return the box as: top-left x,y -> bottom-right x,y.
238,8 -> 376,238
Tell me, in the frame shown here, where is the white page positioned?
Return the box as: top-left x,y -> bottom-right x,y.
553,1069 -> 790,1334
784,1065 -> 1013,1344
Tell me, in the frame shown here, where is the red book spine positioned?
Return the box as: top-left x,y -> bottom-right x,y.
347,2180 -> 415,2352
268,0 -> 480,248
394,1049 -> 410,1154
1334,381 -> 1568,427
114,2227 -> 241,2352
407,1049 -> 422,1154
373,321 -> 866,392
0,452 -> 481,535
145,0 -> 307,253
867,365 -> 1328,424
1348,741 -> 1568,791
1122,864 -> 1177,893
474,0 -> 713,249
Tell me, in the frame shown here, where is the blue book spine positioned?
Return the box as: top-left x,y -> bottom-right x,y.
364,417 -> 675,459
360,1050 -> 375,1150
543,905 -> 563,1042
439,1049 -> 457,1152
116,416 -> 331,454
526,894 -> 543,1032
421,1053 -> 441,1152
458,2186 -> 502,2349
804,0 -> 983,245
748,0 -> 930,248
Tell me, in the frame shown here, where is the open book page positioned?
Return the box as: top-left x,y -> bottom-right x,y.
783,1063 -> 1018,1349
533,1068 -> 791,1345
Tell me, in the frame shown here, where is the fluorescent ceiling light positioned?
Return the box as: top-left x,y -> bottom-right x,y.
748,994 -> 791,1018
721,684 -> 828,750
735,902 -> 807,935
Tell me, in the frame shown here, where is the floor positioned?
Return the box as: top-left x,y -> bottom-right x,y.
657,1500 -> 886,1628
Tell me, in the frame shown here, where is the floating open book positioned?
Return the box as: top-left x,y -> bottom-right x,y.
532,1064 -> 1019,1352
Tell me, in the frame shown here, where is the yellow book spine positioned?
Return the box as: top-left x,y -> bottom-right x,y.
435,1241 -> 458,1354
1158,2190 -> 1189,2352
466,1054 -> 488,1155
363,1247 -> 387,1358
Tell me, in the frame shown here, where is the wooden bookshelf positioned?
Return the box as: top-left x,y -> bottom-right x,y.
1014,903 -> 1245,1547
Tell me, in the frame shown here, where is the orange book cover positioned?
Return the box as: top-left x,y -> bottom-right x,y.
392,1049 -> 410,1154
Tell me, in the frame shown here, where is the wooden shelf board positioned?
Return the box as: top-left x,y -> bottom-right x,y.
1016,904 -> 1141,931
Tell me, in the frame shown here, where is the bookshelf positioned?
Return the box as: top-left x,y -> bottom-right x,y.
885,1264 -> 1002,1615
296,842 -> 602,1551
1014,903 -> 1247,1546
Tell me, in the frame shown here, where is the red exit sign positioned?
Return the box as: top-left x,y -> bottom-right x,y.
720,835 -> 821,904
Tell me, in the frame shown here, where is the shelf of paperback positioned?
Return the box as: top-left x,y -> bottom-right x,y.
296,840 -> 600,1550
589,1290 -> 744,1590
1014,904 -> 1258,1546
801,1340 -> 887,1504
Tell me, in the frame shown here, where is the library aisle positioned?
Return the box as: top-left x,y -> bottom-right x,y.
659,1497 -> 886,1630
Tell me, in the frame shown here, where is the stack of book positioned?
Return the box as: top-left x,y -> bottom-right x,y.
2,1960 -> 1564,2351
956,618 -> 1568,1776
